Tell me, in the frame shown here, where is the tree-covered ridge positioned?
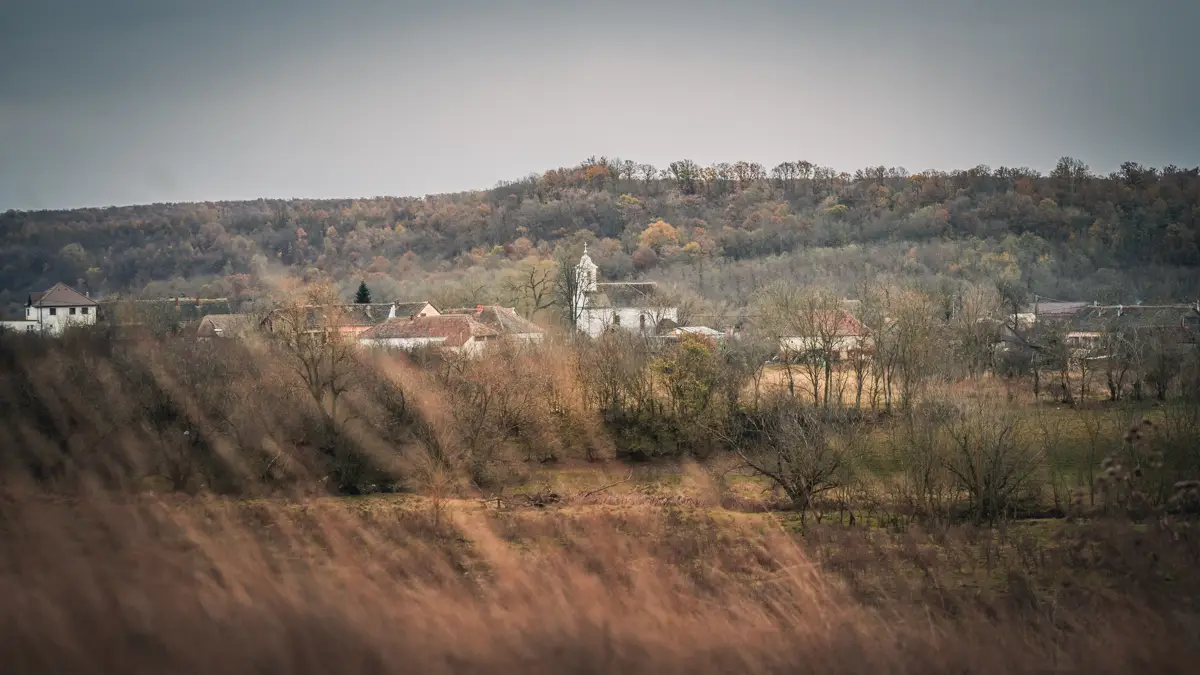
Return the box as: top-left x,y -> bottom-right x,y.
1,157 -> 1197,314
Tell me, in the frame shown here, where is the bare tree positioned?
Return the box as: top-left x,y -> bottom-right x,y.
857,280 -> 898,410
943,401 -> 1042,523
551,252 -> 584,331
951,284 -> 1003,379
891,289 -> 941,411
638,163 -> 658,191
265,283 -> 359,425
1099,323 -> 1139,401
784,288 -> 847,408
729,405 -> 860,526
504,260 -> 558,318
754,283 -> 801,398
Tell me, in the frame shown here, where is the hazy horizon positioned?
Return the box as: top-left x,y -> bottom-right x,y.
3,0 -> 1198,211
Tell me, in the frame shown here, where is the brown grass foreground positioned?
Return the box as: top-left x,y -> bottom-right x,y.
1,488 -> 1198,674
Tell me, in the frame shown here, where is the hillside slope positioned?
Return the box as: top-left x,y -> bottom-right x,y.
2,157 -> 1197,313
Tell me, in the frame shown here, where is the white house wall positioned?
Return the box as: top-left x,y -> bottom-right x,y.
506,332 -> 544,344
360,335 -> 488,358
5,305 -> 97,336
780,335 -> 869,357
0,320 -> 38,334
361,336 -> 446,351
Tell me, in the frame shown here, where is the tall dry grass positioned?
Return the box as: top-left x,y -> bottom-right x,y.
2,330 -> 1200,673
2,489 -> 1199,675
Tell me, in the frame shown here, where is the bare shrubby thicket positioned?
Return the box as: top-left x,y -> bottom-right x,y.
1,296 -> 1198,524
2,297 -> 1200,672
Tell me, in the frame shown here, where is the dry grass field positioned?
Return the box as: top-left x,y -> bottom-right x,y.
1,332 -> 1198,673
4,487 -> 1200,675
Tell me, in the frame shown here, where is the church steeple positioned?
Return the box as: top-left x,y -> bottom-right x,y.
576,244 -> 598,294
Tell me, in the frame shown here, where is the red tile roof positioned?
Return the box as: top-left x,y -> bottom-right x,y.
442,305 -> 544,335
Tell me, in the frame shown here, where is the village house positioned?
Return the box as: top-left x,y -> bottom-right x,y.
260,301 -> 440,338
779,309 -> 869,362
1066,303 -> 1199,351
97,296 -> 236,334
357,314 -> 497,357
573,246 -> 679,338
196,314 -> 254,339
663,325 -> 727,342
993,300 -> 1199,364
1,283 -> 99,336
442,305 -> 545,344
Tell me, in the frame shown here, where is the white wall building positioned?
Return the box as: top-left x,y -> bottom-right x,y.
778,310 -> 870,361
573,247 -> 678,338
1,283 -> 99,336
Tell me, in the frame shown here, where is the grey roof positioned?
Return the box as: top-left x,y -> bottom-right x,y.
340,304 -> 400,326
99,298 -> 233,322
1070,305 -> 1199,334
266,303 -> 398,331
392,301 -> 439,318
196,314 -> 252,338
589,282 -> 672,309
1022,301 -> 1088,318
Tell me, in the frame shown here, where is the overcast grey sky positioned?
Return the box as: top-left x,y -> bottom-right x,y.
1,0 -> 1197,210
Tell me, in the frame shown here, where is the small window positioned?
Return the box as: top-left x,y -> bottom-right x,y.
25,325 -> 34,333
639,314 -> 646,331
612,314 -> 621,326
49,308 -> 56,316
81,307 -> 88,315
70,307 -> 77,315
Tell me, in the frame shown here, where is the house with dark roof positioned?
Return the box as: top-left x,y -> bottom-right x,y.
1064,304 -> 1199,351
98,296 -> 236,333
358,314 -> 497,357
196,314 -> 254,339
442,305 -> 545,344
261,301 -> 440,338
572,247 -> 679,338
1,283 -> 99,336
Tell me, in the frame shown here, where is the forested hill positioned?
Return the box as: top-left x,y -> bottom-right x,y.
1,157 -> 1198,314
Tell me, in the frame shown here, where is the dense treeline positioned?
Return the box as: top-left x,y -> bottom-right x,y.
2,157 -> 1198,314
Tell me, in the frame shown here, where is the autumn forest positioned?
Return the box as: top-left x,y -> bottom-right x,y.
2,156 -> 1197,318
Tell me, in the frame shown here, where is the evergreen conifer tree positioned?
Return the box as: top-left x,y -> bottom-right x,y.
355,281 -> 372,304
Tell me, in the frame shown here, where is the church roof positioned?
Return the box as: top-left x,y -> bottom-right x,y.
589,282 -> 671,309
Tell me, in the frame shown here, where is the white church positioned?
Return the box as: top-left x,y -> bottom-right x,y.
573,246 -> 678,338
